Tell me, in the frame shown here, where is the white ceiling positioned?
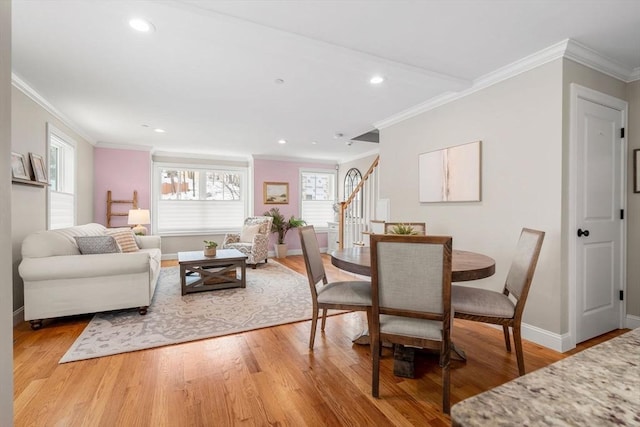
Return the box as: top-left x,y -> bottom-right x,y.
11,0 -> 640,163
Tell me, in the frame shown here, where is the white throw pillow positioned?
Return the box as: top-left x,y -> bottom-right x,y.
240,224 -> 261,243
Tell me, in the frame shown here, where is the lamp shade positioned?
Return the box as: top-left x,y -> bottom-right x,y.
127,209 -> 150,225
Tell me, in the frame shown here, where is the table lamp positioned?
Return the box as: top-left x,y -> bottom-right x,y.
128,209 -> 150,235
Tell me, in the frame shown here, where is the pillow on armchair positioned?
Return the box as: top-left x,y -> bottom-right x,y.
240,224 -> 261,243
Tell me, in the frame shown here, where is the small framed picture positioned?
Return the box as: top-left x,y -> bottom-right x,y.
11,152 -> 30,180
264,182 -> 289,204
29,153 -> 48,184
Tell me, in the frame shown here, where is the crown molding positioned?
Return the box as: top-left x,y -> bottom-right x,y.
94,141 -> 153,152
11,73 -> 96,144
251,154 -> 338,165
563,39 -> 635,83
376,38 -> 636,130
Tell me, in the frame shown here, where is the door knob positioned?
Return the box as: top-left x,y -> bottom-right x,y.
577,228 -> 590,237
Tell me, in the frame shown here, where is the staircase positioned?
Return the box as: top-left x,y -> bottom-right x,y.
338,155 -> 380,249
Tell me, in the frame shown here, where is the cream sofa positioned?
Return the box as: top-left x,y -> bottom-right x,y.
18,223 -> 162,329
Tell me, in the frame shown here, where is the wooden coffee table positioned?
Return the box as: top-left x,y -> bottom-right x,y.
178,249 -> 248,295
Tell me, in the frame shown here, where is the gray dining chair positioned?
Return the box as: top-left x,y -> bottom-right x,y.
369,233 -> 453,413
298,225 -> 372,350
452,227 -> 545,376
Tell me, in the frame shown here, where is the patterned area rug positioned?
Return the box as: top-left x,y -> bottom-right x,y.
60,261 -> 324,363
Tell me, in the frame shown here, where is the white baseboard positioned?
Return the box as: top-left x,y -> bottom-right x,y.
483,322 -> 568,352
13,306 -> 24,327
521,322 -> 569,352
626,314 -> 640,329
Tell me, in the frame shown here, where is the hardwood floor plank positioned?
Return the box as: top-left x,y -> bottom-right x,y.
13,254 -> 630,426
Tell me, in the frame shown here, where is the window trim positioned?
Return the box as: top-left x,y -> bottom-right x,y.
46,123 -> 77,230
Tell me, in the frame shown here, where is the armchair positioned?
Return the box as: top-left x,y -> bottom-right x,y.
222,216 -> 273,268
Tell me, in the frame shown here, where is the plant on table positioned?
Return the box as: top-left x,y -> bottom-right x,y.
388,223 -> 418,235
203,240 -> 218,257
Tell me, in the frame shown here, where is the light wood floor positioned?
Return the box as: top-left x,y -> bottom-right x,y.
13,255 -> 628,426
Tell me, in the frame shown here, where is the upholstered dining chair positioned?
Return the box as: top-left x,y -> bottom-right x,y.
298,225 -> 372,350
369,234 -> 453,413
222,216 -> 273,268
383,222 -> 426,235
452,227 -> 545,376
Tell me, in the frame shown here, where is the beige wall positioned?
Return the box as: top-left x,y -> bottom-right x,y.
11,87 -> 94,314
625,79 -> 640,318
380,60 -> 565,336
1,1 -> 14,423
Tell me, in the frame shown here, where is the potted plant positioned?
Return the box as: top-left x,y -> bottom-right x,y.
388,223 -> 419,235
203,240 -> 218,257
263,207 -> 306,258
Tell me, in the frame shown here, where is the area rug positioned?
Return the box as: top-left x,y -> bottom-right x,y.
60,261 -> 327,363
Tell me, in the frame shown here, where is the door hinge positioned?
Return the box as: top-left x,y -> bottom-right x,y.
621,128 -> 625,138
620,209 -> 624,220
619,290 -> 624,301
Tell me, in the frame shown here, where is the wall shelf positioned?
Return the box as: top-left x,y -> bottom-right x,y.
12,178 -> 48,187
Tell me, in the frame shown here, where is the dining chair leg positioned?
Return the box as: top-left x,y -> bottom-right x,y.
372,339 -> 381,398
320,308 -> 328,331
512,324 -> 525,376
309,309 -> 318,350
502,325 -> 512,352
442,348 -> 451,414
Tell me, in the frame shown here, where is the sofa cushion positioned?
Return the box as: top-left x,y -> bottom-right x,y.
105,228 -> 140,253
75,236 -> 121,255
240,223 -> 261,243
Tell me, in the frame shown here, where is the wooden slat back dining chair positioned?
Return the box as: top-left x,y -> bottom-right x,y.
369,234 -> 453,413
452,228 -> 545,376
298,225 -> 372,350
383,222 -> 426,235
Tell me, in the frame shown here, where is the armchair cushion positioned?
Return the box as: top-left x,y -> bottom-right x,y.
240,224 -> 261,243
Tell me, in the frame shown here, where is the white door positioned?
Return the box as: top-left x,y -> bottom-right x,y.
575,96 -> 624,343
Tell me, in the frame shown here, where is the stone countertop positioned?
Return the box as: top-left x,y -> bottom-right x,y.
451,328 -> 640,427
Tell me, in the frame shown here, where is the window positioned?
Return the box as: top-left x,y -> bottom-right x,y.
300,169 -> 336,228
344,168 -> 362,218
48,124 -> 76,229
154,163 -> 247,234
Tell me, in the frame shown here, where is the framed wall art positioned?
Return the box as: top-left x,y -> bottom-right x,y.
264,182 -> 289,204
419,140 -> 482,202
29,152 -> 48,184
11,152 -> 30,180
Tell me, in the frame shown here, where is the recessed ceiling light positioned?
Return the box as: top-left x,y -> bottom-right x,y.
333,132 -> 344,139
311,141 -> 317,145
129,18 -> 155,33
274,78 -> 285,84
370,75 -> 385,85
278,139 -> 287,144
154,128 -> 165,133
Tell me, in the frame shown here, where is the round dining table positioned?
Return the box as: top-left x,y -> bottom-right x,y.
330,246 -> 496,282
